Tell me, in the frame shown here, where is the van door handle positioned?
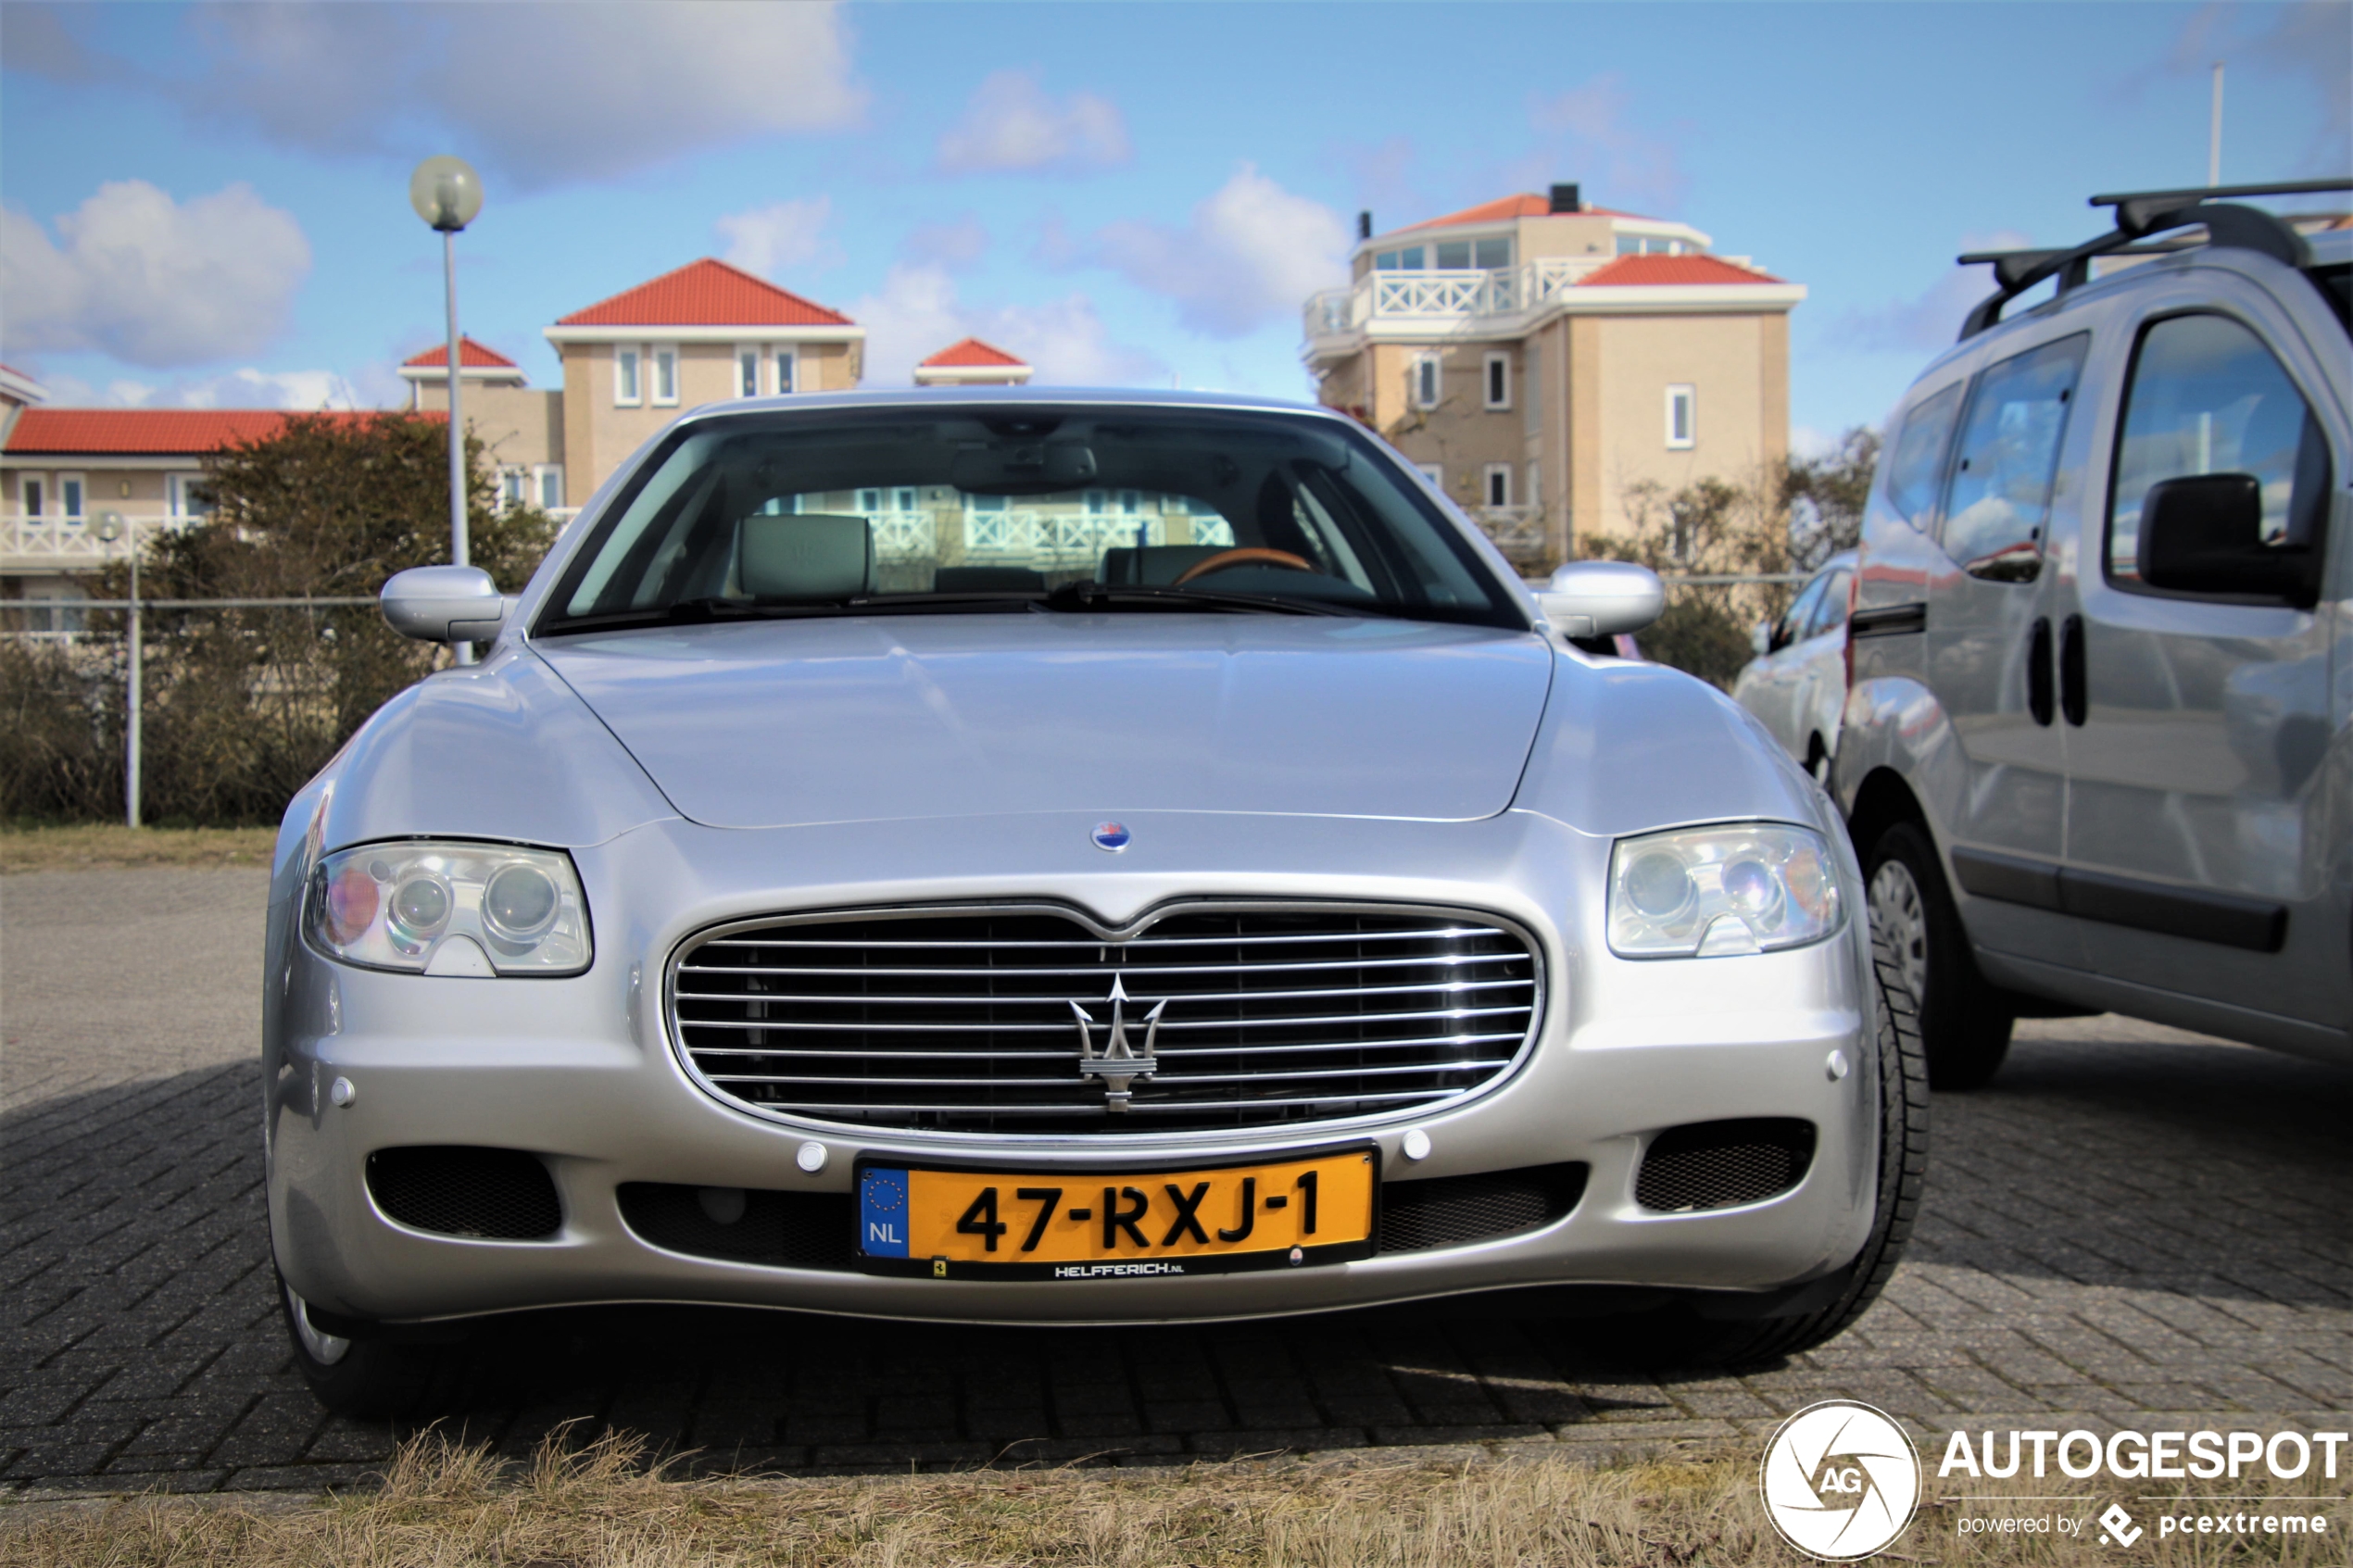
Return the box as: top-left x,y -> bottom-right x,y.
2059,613 -> 2087,726
2028,617 -> 2055,726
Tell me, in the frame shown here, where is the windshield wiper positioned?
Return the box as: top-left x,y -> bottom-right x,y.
1042,582 -> 1355,618
535,593 -> 1051,636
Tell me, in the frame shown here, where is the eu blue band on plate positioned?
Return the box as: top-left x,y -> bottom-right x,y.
860,1168 -> 911,1258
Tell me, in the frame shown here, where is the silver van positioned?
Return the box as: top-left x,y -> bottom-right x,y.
1734,548 -> 1857,783
1837,180 -> 2350,1088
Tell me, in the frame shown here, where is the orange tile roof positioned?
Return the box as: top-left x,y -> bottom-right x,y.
402,336 -> 519,369
554,257 -> 854,328
919,336 -> 1027,369
1395,194 -> 1653,232
1578,254 -> 1784,286
4,408 -> 442,456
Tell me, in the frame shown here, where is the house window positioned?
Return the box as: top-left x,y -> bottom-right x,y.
498,469 -> 527,511
615,347 -> 642,406
535,466 -> 564,510
1374,245 -> 1427,270
775,349 -> 798,395
652,346 -> 679,406
1473,236 -> 1512,270
1666,384 -> 1696,449
857,488 -> 884,513
168,474 -> 204,517
1412,354 -> 1441,410
1484,464 -> 1512,508
737,347 -> 760,399
1434,240 -> 1473,270
1484,352 -> 1511,410
20,477 -> 44,518
1415,463 -> 1443,491
59,474 -> 85,520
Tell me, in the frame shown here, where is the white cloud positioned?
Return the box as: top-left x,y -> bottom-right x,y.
19,3 -> 866,191
847,263 -> 1163,388
715,196 -> 842,279
1840,230 -> 2033,352
903,215 -> 992,271
31,365 -> 364,410
1091,165 -> 1351,337
1523,74 -> 1688,215
936,69 -> 1130,174
1,181 -> 311,368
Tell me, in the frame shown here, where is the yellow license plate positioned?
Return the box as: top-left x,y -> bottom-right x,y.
855,1148 -> 1377,1279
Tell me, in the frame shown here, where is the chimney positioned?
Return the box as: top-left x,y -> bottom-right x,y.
1357,210 -> 1373,241
1549,182 -> 1581,214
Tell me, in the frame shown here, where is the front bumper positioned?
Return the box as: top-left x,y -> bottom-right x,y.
266,809 -> 1878,1326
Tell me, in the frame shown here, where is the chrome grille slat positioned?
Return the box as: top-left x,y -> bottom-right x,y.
671,903 -> 1542,1135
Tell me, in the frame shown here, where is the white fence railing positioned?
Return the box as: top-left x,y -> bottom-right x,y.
2,514 -> 200,563
1303,257 -> 1607,340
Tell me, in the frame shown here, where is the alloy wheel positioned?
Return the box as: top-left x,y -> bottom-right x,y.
1869,859 -> 1929,1009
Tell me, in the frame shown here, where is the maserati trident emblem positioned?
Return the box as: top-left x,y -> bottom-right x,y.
1068,973 -> 1164,1112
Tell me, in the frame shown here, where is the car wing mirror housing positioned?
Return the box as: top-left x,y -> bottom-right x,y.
2139,472 -> 2320,608
381,565 -> 514,644
1538,560 -> 1666,638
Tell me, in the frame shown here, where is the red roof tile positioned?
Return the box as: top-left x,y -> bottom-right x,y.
1396,194 -> 1653,232
1577,254 -> 1784,286
554,257 -> 854,328
4,408 -> 442,457
919,337 -> 1027,369
402,336 -> 519,369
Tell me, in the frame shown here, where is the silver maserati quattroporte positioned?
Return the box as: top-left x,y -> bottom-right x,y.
263,390 -> 1923,1414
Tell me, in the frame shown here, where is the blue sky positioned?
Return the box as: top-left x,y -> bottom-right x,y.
4,2 -> 2347,449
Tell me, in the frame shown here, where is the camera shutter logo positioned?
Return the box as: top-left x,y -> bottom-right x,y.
1759,1400 -> 1921,1561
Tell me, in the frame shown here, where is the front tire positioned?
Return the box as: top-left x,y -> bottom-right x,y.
278,1270 -> 466,1418
1865,822 -> 2012,1089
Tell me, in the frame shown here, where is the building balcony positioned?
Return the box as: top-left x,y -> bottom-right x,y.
1,513 -> 199,576
1303,259 -> 1607,354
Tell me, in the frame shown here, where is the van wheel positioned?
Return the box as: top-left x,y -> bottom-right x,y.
1592,910 -> 1930,1368
278,1270 -> 466,1418
1864,822 -> 2011,1089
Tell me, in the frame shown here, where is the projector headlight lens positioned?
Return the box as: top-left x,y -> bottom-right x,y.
305,842 -> 590,974
1608,823 -> 1843,958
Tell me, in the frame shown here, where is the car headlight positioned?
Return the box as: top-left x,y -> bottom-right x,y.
306,841 -> 592,975
1608,823 -> 1843,958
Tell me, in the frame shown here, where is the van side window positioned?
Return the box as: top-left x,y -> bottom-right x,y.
1776,573 -> 1829,648
1884,383 -> 1963,529
1807,568 -> 1854,638
1940,333 -> 2089,583
2106,312 -> 2329,585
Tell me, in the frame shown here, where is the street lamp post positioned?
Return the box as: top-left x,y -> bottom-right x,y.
92,510 -> 139,827
408,156 -> 484,663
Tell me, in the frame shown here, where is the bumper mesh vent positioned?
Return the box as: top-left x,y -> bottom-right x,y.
365,1146 -> 561,1240
1634,1119 -> 1816,1212
617,1184 -> 856,1271
671,904 -> 1541,1135
1378,1163 -> 1587,1253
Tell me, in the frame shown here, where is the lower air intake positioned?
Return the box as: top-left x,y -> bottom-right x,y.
1378,1163 -> 1588,1253
365,1146 -> 561,1240
1634,1119 -> 1816,1212
617,1183 -> 857,1271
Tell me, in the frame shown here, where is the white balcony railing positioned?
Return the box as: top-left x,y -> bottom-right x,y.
1304,257 -> 1609,344
1473,506 -> 1547,559
1,513 -> 199,565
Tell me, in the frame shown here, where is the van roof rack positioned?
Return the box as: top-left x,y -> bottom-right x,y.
1957,177 -> 2351,341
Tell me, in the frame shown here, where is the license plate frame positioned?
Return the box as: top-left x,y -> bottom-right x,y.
853,1144 -> 1379,1280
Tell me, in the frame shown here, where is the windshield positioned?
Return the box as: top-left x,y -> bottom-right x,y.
535,405 -> 1527,634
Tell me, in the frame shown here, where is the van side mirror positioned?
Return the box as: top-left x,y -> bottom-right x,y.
2140,473 -> 2317,607
1537,560 -> 1665,637
381,565 -> 513,644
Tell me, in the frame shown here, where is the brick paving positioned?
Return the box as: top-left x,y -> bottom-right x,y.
3,869 -> 2348,1493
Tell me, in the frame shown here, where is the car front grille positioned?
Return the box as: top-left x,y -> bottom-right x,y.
669,903 -> 1542,1135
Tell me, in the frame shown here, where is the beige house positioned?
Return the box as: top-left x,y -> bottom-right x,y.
914,338 -> 1032,386
1302,185 -> 1805,566
400,336 -> 568,513
543,257 -> 864,497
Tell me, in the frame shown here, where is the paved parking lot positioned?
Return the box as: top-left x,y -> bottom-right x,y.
4,868 -> 2348,1493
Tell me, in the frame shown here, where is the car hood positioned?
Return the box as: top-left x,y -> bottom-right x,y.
534,614 -> 1555,829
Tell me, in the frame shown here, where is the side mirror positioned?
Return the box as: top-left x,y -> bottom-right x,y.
381,565 -> 512,644
1750,619 -> 1773,659
2140,472 -> 2316,606
1537,560 -> 1665,637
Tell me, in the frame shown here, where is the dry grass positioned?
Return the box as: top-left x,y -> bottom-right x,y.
0,822 -> 277,873
1,1429 -> 2343,1567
